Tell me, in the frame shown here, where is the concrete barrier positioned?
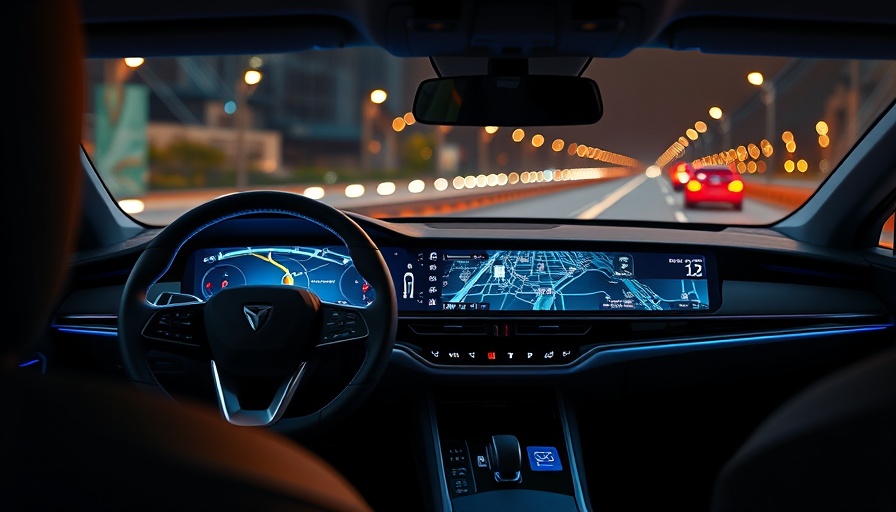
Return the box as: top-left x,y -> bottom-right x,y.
742,181 -> 814,209
744,181 -> 894,249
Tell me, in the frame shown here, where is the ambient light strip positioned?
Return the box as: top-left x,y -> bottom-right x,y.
577,324 -> 890,370
394,324 -> 892,370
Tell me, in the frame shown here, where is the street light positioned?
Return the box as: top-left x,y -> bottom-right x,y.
235,68 -> 263,190
709,106 -> 732,152
361,89 -> 391,172
478,126 -> 498,172
748,71 -> 776,176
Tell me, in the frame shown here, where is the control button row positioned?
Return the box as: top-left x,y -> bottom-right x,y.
422,348 -> 577,365
320,307 -> 369,343
442,440 -> 475,498
143,308 -> 201,345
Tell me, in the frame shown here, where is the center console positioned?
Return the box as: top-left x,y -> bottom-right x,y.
424,387 -> 590,512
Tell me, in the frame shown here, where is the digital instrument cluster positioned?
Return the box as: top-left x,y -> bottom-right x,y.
187,246 -> 714,312
187,246 -> 375,307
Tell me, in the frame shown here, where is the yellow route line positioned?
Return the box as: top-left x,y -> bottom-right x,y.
249,251 -> 294,284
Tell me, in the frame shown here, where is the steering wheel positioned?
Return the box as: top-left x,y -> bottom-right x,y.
119,191 -> 397,435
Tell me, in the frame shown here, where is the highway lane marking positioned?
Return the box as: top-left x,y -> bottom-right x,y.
674,211 -> 689,223
665,195 -> 674,205
576,174 -> 649,219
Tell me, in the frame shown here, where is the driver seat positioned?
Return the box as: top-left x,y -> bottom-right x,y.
1,3 -> 372,511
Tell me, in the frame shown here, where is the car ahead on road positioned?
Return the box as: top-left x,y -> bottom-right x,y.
684,165 -> 744,210
6,2 -> 896,512
669,161 -> 694,191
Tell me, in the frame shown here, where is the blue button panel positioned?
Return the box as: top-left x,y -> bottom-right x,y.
526,446 -> 562,472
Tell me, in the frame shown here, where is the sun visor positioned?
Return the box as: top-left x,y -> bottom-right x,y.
385,0 -> 644,58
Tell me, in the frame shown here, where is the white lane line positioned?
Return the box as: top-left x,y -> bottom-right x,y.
657,177 -> 672,195
576,175 -> 648,219
674,211 -> 689,223
665,195 -> 675,206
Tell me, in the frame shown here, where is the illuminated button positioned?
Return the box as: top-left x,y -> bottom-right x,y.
526,446 -> 562,472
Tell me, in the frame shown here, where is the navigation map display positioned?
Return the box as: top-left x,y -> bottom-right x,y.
383,249 -> 713,312
187,246 -> 713,313
187,246 -> 375,307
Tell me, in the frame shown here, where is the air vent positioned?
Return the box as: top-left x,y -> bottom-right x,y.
409,322 -> 488,335
515,322 -> 591,335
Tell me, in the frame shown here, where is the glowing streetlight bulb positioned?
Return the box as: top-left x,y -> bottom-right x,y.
709,107 -> 723,120
124,57 -> 144,68
370,89 -> 387,104
484,126 -> 498,134
747,72 -> 764,86
243,69 -> 262,85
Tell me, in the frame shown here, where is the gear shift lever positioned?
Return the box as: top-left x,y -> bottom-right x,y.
487,434 -> 522,483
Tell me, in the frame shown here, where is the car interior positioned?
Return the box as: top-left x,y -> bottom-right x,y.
4,1 -> 896,511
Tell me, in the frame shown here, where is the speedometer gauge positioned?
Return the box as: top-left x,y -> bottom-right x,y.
339,266 -> 376,306
201,264 -> 247,299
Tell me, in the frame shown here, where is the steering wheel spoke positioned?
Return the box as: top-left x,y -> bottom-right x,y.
211,360 -> 309,427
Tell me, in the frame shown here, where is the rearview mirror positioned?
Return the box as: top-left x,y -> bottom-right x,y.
412,75 -> 603,126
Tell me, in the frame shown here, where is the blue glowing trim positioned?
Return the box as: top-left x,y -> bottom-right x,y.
587,325 -> 890,366
18,352 -> 48,374
54,326 -> 119,337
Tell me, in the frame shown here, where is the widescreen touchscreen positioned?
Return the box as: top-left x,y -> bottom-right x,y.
383,249 -> 713,312
188,246 -> 714,312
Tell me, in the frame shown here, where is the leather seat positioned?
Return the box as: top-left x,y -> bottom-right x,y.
1,3 -> 372,511
711,346 -> 896,511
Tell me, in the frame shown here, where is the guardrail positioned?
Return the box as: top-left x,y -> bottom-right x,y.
139,168 -> 633,220
347,177 -> 623,217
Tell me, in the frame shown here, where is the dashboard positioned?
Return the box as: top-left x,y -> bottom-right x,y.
186,246 -> 715,313
53,215 -> 893,374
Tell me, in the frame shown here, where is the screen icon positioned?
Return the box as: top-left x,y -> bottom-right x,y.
402,272 -> 414,299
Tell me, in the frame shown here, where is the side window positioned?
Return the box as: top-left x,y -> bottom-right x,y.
880,211 -> 894,252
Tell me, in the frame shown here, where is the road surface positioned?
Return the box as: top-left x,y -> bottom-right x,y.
455,175 -> 791,224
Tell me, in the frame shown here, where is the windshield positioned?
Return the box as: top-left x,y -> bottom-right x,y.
82,48 -> 896,226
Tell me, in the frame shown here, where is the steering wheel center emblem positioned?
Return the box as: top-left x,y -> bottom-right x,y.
243,305 -> 272,331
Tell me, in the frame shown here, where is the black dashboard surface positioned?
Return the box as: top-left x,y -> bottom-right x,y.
51,214 -> 894,378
